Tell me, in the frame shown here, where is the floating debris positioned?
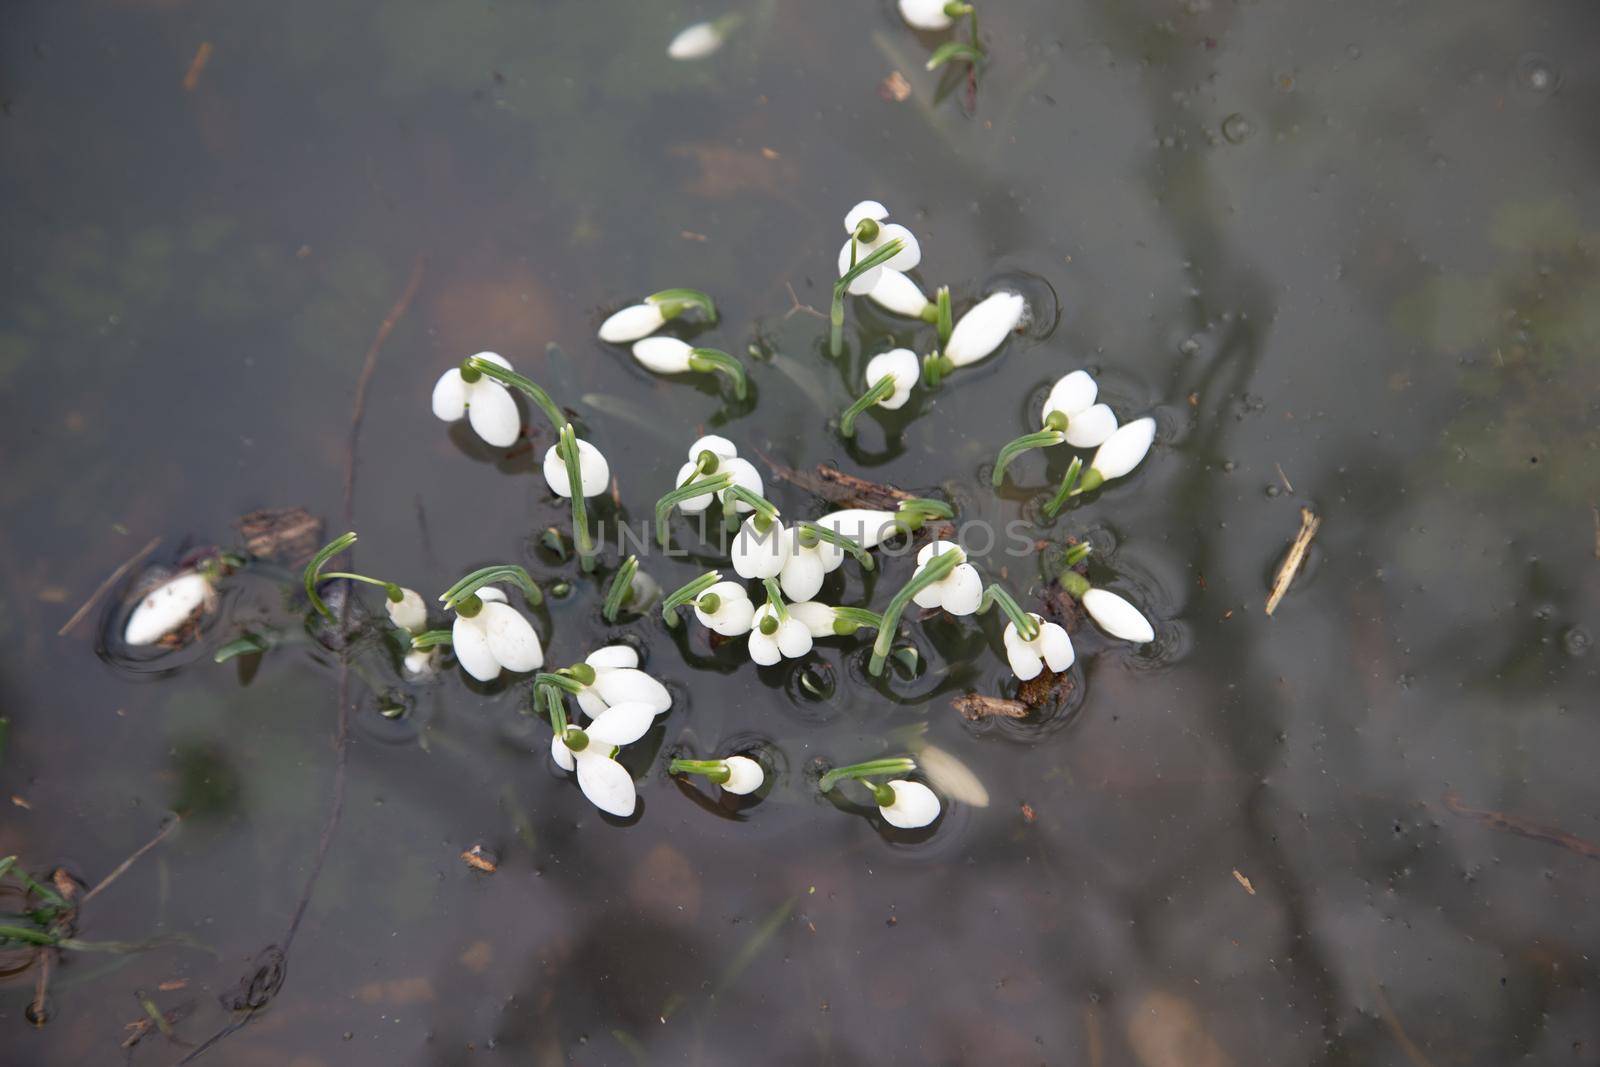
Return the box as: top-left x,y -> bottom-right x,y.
1265,506 -> 1321,615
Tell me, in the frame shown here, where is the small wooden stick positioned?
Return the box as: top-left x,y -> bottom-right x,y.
1265,507 -> 1320,615
57,536 -> 162,637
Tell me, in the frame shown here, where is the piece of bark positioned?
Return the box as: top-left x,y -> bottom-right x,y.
754,449 -> 912,510
953,693 -> 1029,721
235,507 -> 324,567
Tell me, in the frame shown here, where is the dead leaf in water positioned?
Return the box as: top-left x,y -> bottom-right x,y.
1127,992 -> 1232,1067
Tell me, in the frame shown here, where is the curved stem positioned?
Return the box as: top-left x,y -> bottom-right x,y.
440,564 -> 542,609
646,287 -> 718,323
868,548 -> 963,676
320,572 -> 401,601
991,429 -> 1064,486
661,570 -> 722,627
830,606 -> 884,635
794,522 -> 874,571
819,757 -> 916,793
407,629 -> 454,649
559,424 -> 595,572
655,471 -> 733,546
723,484 -> 779,522
1041,457 -> 1084,518
465,355 -> 566,434
761,578 -> 788,622
303,531 -> 357,621
830,238 -> 907,357
979,583 -> 1039,641
687,348 -> 748,400
540,683 -> 569,735
669,758 -> 732,784
839,375 -> 897,438
603,554 -> 639,623
535,671 -> 585,694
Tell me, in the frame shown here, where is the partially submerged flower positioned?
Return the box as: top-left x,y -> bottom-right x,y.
542,436 -> 610,498
692,580 -> 756,636
674,435 -> 764,515
123,571 -> 215,646
838,201 -> 922,295
1002,612 -> 1074,680
944,291 -> 1025,367
1082,588 -> 1156,644
403,647 -> 442,678
748,602 -> 813,665
385,587 -> 428,635
879,779 -> 942,828
432,351 -> 520,447
778,529 -> 845,602
911,541 -> 982,616
449,586 -> 544,682
899,0 -> 956,30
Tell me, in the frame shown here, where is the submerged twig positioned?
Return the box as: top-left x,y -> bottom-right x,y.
81,816 -> 180,905
753,448 -> 912,510
1442,791 -> 1600,862
1264,506 -> 1320,615
56,536 -> 162,637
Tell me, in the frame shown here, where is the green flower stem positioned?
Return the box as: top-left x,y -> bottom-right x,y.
926,40 -> 984,71
862,779 -> 897,807
655,472 -> 733,546
603,554 -> 639,622
320,572 -> 403,602
868,548 -> 963,676
819,757 -> 916,793
534,672 -> 584,695
440,564 -> 542,610
921,352 -> 955,387
723,485 -> 779,523
1062,541 -> 1092,568
991,429 -> 1065,486
0,923 -> 57,946
558,424 -> 596,572
894,497 -> 956,530
831,607 -> 884,635
830,238 -> 907,357
408,629 -> 454,649
687,348 -> 748,400
762,578 -> 789,622
540,683 -> 569,737
669,758 -> 732,784
935,286 -> 953,346
1071,467 -> 1106,497
464,356 -> 566,434
303,531 -> 358,621
1041,457 -> 1085,518
661,570 -> 723,627
839,375 -> 897,438
646,287 -> 718,323
1059,571 -> 1091,599
794,523 -> 875,571
979,583 -> 1039,641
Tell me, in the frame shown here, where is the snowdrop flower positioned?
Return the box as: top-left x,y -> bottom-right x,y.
732,514 -> 790,580
867,270 -> 933,320
432,351 -> 520,448
943,291 -> 1026,368
630,337 -> 748,398
449,587 -> 543,683
899,0 -> 956,31
691,580 -> 756,636
837,201 -> 922,295
787,601 -> 883,639
840,348 -> 920,437
123,571 -> 215,646
911,541 -> 982,615
541,436 -> 610,498
778,530 -> 845,602
570,645 -> 673,719
1079,416 -> 1157,494
991,370 -> 1118,484
1002,612 -> 1074,680
813,497 -> 953,557
1082,588 -> 1156,644
668,20 -> 725,60
673,435 -> 764,515
403,647 -> 442,678
598,287 -> 716,343
748,601 -> 813,666
385,587 -> 428,635
819,758 -> 942,828
670,754 -> 766,795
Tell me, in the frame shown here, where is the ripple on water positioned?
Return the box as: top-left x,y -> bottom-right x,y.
96,564 -> 229,678
983,268 -> 1061,343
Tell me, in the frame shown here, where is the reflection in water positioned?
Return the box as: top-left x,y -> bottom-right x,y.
2,0 -> 1599,1062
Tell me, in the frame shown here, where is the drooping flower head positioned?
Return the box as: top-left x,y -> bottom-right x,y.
944,291 -> 1026,368
673,435 -> 764,515
1002,612 -> 1075,680
432,351 -> 521,447
911,541 -> 983,616
838,201 -> 922,295
748,601 -> 814,666
571,644 -> 673,719
542,436 -> 610,499
448,586 -> 544,683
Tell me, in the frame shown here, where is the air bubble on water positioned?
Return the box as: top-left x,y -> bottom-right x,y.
1512,53 -> 1560,102
1221,113 -> 1254,144
1563,627 -> 1591,657
1178,335 -> 1202,356
1265,484 -> 1281,498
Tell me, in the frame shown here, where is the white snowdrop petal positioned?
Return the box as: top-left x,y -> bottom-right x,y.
945,291 -> 1026,367
632,336 -> 696,374
584,701 -> 656,747
431,369 -> 468,422
599,303 -> 667,343
732,518 -> 789,580
594,669 -> 672,715
586,645 -> 638,671
912,583 -> 945,610
576,688 -> 608,718
1092,417 -> 1156,480
899,0 -> 955,30
451,616 -> 501,682
914,745 -> 989,808
866,270 -> 931,318
1064,403 -> 1118,448
1006,642 -> 1044,681
876,223 -> 921,272
843,200 -> 889,232
882,780 -> 941,828
865,348 -> 921,410
542,445 -> 575,498
550,734 -> 575,772
476,586 -> 507,604
123,572 -> 212,646
776,618 -> 814,659
941,564 -> 984,616
788,601 -> 838,639
720,756 -> 765,795
818,509 -> 898,549
479,601 -> 544,673
667,21 -> 723,60
402,648 -> 440,678
1045,370 -> 1097,419
466,381 -> 521,447
385,588 -> 428,634
688,434 -> 738,460
1083,588 -> 1155,643
576,755 -> 637,817
747,629 -> 782,666
720,457 -> 765,512
838,238 -> 885,295
575,438 -> 611,496
780,550 -> 826,602
706,597 -> 755,636
675,463 -> 714,515
1039,622 -> 1076,672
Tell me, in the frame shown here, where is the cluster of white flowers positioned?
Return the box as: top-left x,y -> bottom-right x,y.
548,644 -> 673,817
